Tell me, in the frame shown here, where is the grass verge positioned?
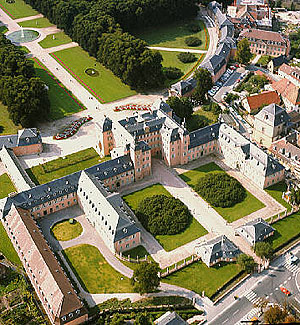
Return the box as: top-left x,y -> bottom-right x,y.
62,244 -> 133,293
123,184 -> 208,251
0,222 -> 21,266
26,148 -> 110,185
0,174 -> 16,199
179,162 -> 265,222
51,46 -> 136,103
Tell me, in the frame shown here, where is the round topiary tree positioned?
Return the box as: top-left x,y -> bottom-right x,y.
185,36 -> 201,47
195,173 -> 246,207
136,195 -> 192,235
177,52 -> 197,63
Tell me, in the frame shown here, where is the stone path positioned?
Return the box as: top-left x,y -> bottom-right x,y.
14,14 -> 43,23
148,46 -> 207,53
46,42 -> 78,53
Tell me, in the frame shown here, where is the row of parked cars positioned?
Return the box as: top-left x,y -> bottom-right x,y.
208,64 -> 238,97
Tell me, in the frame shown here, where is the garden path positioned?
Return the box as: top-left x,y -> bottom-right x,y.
14,14 -> 43,23
45,42 -> 78,53
148,46 -> 207,53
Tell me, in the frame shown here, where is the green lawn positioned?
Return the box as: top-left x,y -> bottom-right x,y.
0,0 -> 37,19
19,17 -> 53,28
33,58 -> 85,120
26,148 -> 110,185
0,102 -> 22,135
180,162 -> 265,223
265,181 -> 292,211
135,19 -> 207,50
51,219 -> 83,241
123,184 -> 208,251
267,213 -> 300,250
63,244 -> 133,293
123,245 -> 149,259
162,261 -> 241,298
0,174 -> 16,199
38,31 -> 72,49
51,46 -> 136,103
0,222 -> 21,266
187,108 -> 219,132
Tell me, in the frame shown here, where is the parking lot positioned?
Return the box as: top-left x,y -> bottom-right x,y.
210,66 -> 246,102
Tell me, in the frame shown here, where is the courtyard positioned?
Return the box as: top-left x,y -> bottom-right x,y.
179,162 -> 265,223
51,219 -> 83,241
123,183 -> 208,251
26,148 -> 109,185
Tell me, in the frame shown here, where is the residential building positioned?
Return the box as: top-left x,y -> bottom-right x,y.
195,235 -> 240,267
278,63 -> 300,88
235,218 -> 275,245
270,131 -> 300,175
0,203 -> 88,325
252,103 -> 290,147
239,29 -> 290,57
228,0 -> 272,31
219,123 -> 285,188
267,55 -> 288,74
0,128 -> 42,156
201,55 -> 228,83
154,311 -> 187,325
242,91 -> 281,113
169,78 -> 196,97
271,78 -> 300,112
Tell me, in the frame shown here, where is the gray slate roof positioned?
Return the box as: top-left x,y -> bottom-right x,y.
201,55 -> 227,75
189,123 -> 220,149
255,104 -> 290,127
0,128 -> 41,149
155,311 -> 186,325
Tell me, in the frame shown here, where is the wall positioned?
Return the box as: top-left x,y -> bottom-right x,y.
13,143 -> 42,156
114,232 -> 141,253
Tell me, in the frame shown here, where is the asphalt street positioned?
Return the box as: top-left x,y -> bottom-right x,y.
210,247 -> 300,325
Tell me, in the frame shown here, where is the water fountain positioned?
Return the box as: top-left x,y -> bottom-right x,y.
7,27 -> 40,43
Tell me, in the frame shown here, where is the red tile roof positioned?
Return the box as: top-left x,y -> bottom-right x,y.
240,28 -> 287,43
272,78 -> 300,105
246,91 -> 281,111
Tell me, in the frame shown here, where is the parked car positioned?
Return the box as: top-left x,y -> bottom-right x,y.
230,65 -> 237,70
280,287 -> 291,296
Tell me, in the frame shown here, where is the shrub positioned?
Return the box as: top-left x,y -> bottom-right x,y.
177,52 -> 197,63
136,195 -> 192,235
185,36 -> 201,47
162,67 -> 183,80
195,173 -> 246,207
187,23 -> 201,33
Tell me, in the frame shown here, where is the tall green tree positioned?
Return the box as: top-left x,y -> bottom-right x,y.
235,39 -> 252,65
166,96 -> 193,120
254,242 -> 273,260
134,312 -> 152,325
237,254 -> 256,273
192,68 -> 213,104
131,262 -> 160,294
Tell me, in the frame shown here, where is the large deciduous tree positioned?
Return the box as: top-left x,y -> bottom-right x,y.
254,242 -> 273,260
192,68 -> 213,104
131,262 -> 160,294
166,96 -> 193,120
237,254 -> 256,273
263,305 -> 287,324
235,39 -> 252,65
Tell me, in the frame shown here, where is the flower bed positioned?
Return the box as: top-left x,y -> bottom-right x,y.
53,116 -> 92,140
114,103 -> 152,112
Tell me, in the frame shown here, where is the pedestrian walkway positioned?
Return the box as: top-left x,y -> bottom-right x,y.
46,42 -> 78,53
282,260 -> 299,274
236,307 -> 260,325
148,46 -> 207,54
244,290 -> 264,306
14,14 -> 43,23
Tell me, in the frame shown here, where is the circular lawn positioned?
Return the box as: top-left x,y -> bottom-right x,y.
51,219 -> 83,241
